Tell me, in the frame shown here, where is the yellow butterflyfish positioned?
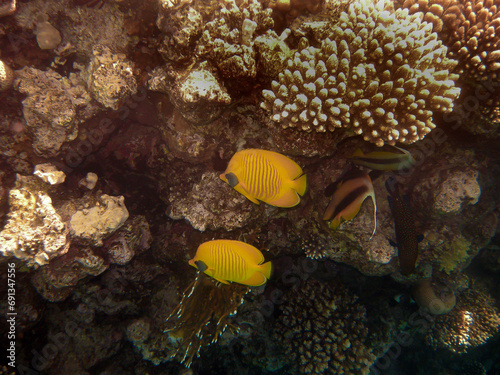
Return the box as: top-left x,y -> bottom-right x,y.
188,240 -> 273,286
220,149 -> 307,207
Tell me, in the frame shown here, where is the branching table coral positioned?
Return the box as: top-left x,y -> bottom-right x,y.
261,0 -> 461,146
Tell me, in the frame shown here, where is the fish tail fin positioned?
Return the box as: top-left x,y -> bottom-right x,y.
352,148 -> 364,158
292,174 -> 307,197
329,216 -> 341,230
259,261 -> 273,280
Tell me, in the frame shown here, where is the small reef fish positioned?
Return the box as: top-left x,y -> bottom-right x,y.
188,239 -> 273,286
220,149 -> 307,207
350,145 -> 415,171
386,178 -> 421,275
322,168 -> 377,238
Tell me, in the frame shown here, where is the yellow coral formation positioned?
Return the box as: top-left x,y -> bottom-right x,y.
164,273 -> 249,367
275,279 -> 375,374
437,236 -> 471,274
261,0 -> 460,146
426,286 -> 500,353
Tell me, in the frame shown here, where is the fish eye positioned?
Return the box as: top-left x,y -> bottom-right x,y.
195,260 -> 208,272
226,173 -> 239,187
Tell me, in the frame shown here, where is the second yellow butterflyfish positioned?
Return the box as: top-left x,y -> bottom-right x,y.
188,239 -> 272,286
220,149 -> 307,207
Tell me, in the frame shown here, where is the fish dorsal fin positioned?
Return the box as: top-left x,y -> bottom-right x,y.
264,150 -> 303,180
229,240 -> 265,265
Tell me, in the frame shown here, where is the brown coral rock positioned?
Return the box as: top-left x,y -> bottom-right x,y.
0,175 -> 69,267
168,171 -> 260,232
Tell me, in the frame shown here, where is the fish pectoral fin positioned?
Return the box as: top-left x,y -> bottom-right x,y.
242,272 -> 267,287
233,184 -> 260,204
269,188 -> 301,207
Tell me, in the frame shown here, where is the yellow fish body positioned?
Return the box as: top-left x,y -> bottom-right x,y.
188,240 -> 272,286
220,149 -> 307,207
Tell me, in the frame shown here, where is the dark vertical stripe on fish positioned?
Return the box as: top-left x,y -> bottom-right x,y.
331,185 -> 369,220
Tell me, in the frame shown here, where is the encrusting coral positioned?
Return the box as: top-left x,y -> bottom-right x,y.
0,175 -> 69,267
14,67 -> 97,157
168,171 -> 261,232
275,279 -> 375,374
261,0 -> 461,147
69,194 -> 130,247
149,63 -> 232,124
82,45 -> 137,110
426,286 -> 500,353
196,0 -> 274,80
164,273 -> 249,367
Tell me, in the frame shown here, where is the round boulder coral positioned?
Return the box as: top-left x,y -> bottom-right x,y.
275,279 -> 375,374
425,286 -> 500,353
261,0 -> 461,146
